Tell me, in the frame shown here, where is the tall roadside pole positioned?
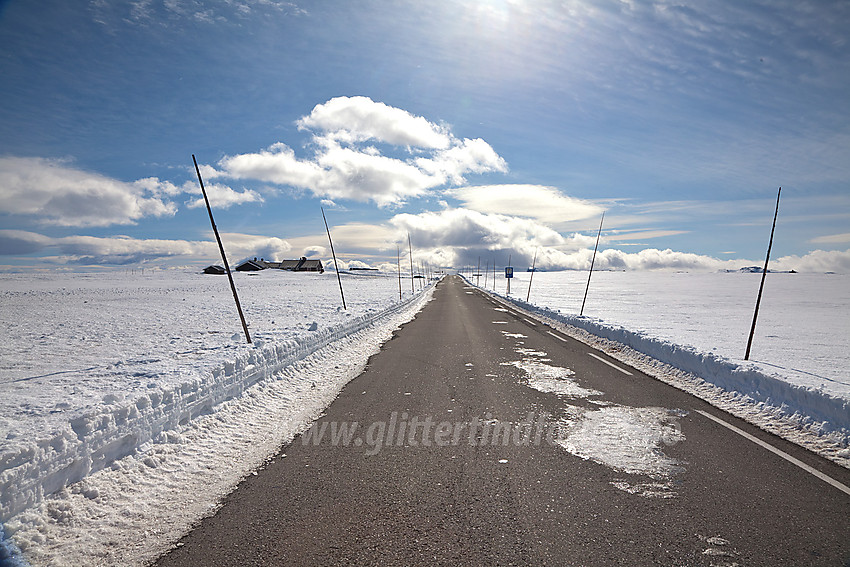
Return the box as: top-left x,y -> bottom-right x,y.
408,233 -> 415,293
580,212 -> 604,317
192,155 -> 251,344
526,248 -> 538,302
397,245 -> 402,300
322,207 -> 346,310
745,187 -> 782,361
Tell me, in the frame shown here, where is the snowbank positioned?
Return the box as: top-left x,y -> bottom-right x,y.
0,271 -> 434,530
466,277 -> 849,466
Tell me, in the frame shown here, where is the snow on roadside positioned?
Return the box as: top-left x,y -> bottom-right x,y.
0,270 -> 434,565
467,277 -> 850,469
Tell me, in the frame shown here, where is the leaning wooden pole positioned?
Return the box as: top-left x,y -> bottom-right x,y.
322,207 -> 346,310
397,245 -> 402,300
526,248 -> 538,302
408,232 -> 415,293
745,187 -> 781,361
580,212 -> 604,316
192,155 -> 251,344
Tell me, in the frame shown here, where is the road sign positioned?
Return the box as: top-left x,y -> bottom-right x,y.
505,267 -> 514,279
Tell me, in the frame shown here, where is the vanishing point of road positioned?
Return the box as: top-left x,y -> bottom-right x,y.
155,275 -> 850,566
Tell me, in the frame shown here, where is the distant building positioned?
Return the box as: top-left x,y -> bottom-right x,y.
281,257 -> 324,273
202,265 -> 226,275
234,258 -> 267,271
233,257 -> 324,273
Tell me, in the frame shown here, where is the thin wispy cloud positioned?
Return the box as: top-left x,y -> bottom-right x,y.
448,185 -> 603,226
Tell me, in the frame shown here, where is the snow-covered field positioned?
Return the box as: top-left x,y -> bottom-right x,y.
1,268 -> 848,565
0,269 -> 433,566
473,270 -> 849,462
491,270 -> 849,395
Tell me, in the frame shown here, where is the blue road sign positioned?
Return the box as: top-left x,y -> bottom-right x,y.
505,267 -> 514,278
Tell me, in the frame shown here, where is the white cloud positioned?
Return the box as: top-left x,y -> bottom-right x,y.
604,229 -> 689,242
417,138 -> 508,185
809,232 -> 850,244
315,143 -> 438,207
0,229 -> 291,266
216,142 -> 321,186
448,185 -> 602,225
389,207 -> 594,268
296,96 -> 452,149
771,249 -> 850,273
183,181 -> 264,209
284,222 -> 398,257
215,97 -> 508,207
0,157 -> 177,227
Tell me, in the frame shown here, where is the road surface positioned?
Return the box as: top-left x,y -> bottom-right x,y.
155,275 -> 850,566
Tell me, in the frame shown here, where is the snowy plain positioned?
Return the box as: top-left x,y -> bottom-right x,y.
0,269 -> 433,566
487,270 -> 850,396
471,269 -> 849,464
1,268 -> 848,565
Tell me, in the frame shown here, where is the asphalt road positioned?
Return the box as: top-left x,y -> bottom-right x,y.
154,275 -> 850,566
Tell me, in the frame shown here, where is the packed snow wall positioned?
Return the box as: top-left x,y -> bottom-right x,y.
473,282 -> 850,447
0,286 -> 431,525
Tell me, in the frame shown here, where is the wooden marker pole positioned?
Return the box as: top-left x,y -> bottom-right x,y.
580,212 -> 604,316
322,207 -> 346,310
397,245 -> 402,300
408,233 -> 415,293
192,155 -> 251,344
745,187 -> 781,361
526,248 -> 538,303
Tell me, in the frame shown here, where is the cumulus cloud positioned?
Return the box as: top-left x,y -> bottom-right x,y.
771,249 -> 850,273
297,96 -> 452,149
448,185 -> 603,225
0,157 -> 177,227
0,229 -> 292,266
215,97 -> 508,207
183,182 -> 264,209
389,207 -> 594,268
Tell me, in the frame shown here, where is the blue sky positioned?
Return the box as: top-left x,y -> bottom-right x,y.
1,0 -> 848,272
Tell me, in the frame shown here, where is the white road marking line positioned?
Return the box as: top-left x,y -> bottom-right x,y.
547,331 -> 567,342
587,352 -> 633,375
695,410 -> 850,497
522,318 -> 537,326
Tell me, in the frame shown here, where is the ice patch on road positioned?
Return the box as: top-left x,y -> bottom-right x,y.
501,331 -> 526,339
558,406 -> 686,479
609,480 -> 678,499
503,351 -> 687,497
506,360 -> 603,399
516,348 -> 548,358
